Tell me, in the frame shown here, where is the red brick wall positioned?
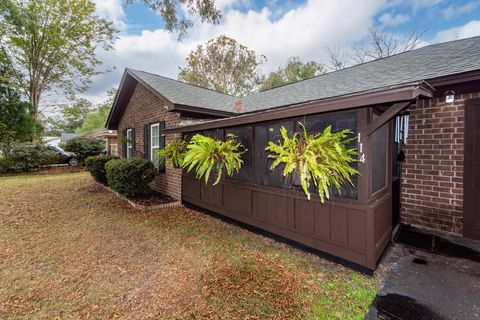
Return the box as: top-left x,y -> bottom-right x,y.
400,91 -> 471,235
117,83 -> 182,200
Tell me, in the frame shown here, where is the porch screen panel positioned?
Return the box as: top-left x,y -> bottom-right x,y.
300,112 -> 358,199
255,121 -> 294,189
226,126 -> 253,183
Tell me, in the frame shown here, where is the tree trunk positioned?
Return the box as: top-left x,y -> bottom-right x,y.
29,89 -> 41,142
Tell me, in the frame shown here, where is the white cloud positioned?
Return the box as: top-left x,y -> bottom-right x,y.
436,20 -> 480,42
93,0 -> 127,31
82,0 -> 387,103
379,12 -> 410,26
442,2 -> 478,20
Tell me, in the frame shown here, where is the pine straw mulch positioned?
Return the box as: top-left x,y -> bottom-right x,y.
0,172 -> 378,319
201,250 -> 316,319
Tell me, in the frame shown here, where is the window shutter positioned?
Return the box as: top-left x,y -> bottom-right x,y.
122,129 -> 127,158
159,122 -> 166,173
143,124 -> 150,159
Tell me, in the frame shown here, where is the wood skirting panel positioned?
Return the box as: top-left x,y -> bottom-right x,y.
182,175 -> 390,270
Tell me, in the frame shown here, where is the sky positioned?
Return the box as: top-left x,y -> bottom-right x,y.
83,0 -> 480,104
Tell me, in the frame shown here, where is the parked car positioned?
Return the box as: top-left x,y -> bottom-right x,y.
46,146 -> 79,166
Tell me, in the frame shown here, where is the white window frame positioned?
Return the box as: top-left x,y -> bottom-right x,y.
151,123 -> 160,168
126,128 -> 133,158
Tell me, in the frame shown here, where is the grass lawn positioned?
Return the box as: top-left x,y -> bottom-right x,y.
0,172 -> 378,319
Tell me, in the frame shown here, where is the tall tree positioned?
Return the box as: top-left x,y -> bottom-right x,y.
350,28 -> 425,64
76,89 -> 116,133
261,57 -> 326,91
126,0 -> 221,39
0,66 -> 42,144
178,35 -> 266,96
327,28 -> 425,70
47,98 -> 95,135
0,0 -> 117,119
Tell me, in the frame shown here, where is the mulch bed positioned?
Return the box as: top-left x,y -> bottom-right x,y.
128,188 -> 177,206
0,165 -> 85,177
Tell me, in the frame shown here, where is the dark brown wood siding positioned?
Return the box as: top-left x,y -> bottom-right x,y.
463,98 -> 480,240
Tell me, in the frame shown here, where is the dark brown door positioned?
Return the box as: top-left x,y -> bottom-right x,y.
464,98 -> 480,240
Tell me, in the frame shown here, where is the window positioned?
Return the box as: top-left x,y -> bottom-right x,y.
372,123 -> 388,193
299,112 -> 358,199
126,128 -> 133,158
255,120 -> 294,189
226,126 -> 253,183
151,123 -> 160,168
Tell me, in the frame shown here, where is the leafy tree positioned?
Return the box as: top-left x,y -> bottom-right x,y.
0,0 -> 117,118
182,133 -> 244,185
178,35 -> 266,96
126,0 -> 221,39
261,57 -> 326,91
0,67 -> 42,145
266,123 -> 358,203
47,98 -> 95,135
76,89 -> 116,133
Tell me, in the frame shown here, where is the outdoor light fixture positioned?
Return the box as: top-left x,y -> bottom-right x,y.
444,90 -> 455,103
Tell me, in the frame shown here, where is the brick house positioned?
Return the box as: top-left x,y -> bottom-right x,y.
106,36 -> 480,270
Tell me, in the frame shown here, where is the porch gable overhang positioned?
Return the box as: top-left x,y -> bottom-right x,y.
164,82 -> 434,134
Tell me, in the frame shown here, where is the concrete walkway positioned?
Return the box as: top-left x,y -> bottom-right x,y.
366,242 -> 480,319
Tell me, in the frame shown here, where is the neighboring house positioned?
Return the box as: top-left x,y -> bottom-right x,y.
60,133 -> 82,144
106,36 -> 480,270
84,128 -> 119,156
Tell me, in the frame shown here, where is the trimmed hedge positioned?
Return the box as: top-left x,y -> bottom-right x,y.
63,137 -> 105,164
85,154 -> 119,184
105,158 -> 155,197
0,143 -> 58,173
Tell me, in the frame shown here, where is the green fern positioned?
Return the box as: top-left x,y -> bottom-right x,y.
266,123 -> 358,202
158,140 -> 187,168
182,133 -> 244,185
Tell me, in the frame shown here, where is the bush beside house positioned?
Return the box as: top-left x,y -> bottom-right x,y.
84,154 -> 118,184
105,158 -> 155,197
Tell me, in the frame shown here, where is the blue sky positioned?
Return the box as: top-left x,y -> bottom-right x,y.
84,0 -> 480,103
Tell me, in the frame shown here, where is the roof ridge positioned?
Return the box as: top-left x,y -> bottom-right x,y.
127,68 -> 237,98
254,35 -> 480,95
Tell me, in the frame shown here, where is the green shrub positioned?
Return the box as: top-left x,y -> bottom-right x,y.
266,123 -> 358,203
105,158 -> 155,197
182,133 -> 244,185
85,154 -> 118,184
63,137 -> 105,163
0,143 -> 58,173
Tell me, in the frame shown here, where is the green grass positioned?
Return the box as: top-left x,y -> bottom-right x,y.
0,172 -> 378,319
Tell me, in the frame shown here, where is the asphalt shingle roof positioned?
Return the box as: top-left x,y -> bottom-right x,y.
129,36 -> 480,114
127,69 -> 236,111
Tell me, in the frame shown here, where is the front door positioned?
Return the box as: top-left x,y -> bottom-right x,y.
464,98 -> 480,240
